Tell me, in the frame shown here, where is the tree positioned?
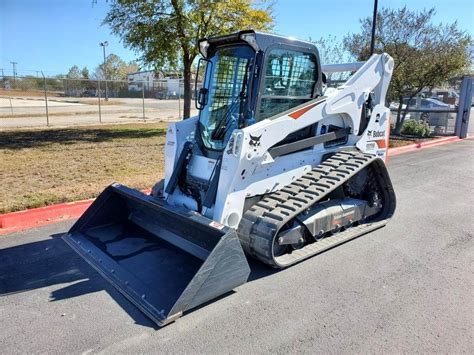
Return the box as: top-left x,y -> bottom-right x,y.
104,0 -> 274,118
16,76 -> 41,91
95,53 -> 139,80
310,35 -> 351,82
81,66 -> 90,79
344,7 -> 472,134
67,65 -> 81,79
66,65 -> 83,95
126,60 -> 140,75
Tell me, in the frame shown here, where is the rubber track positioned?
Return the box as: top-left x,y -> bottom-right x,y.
238,150 -> 389,268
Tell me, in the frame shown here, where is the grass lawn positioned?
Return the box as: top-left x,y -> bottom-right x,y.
0,123 -> 167,214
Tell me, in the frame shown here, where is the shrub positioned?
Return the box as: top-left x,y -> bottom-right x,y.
401,119 -> 431,137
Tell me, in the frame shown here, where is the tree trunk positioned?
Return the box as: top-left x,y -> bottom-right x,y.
394,95 -> 404,135
182,58 -> 192,119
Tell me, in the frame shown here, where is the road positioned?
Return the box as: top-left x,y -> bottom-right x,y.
0,140 -> 473,353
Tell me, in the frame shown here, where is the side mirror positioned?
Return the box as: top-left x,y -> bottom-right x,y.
322,72 -> 327,85
197,87 -> 208,110
195,57 -> 212,110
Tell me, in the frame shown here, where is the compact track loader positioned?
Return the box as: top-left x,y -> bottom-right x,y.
64,30 -> 396,326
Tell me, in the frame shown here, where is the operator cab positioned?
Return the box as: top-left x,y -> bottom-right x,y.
195,30 -> 322,154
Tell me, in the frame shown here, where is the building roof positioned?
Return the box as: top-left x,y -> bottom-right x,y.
127,70 -> 156,77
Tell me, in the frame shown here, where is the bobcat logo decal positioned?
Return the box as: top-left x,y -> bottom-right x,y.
367,130 -> 373,137
249,134 -> 262,147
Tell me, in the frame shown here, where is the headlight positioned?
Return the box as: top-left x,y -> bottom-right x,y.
199,40 -> 210,57
240,33 -> 259,51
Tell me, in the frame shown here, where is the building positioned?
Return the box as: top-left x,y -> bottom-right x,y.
127,70 -> 188,98
127,70 -> 158,92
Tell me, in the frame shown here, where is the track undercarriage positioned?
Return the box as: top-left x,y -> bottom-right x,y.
238,150 -> 396,268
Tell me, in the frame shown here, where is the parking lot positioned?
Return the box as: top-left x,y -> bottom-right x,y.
0,140 -> 473,353
0,96 -> 198,128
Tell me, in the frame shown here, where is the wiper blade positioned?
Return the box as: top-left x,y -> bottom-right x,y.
211,96 -> 241,140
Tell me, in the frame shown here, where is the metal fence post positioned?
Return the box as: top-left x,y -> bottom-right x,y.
142,81 -> 146,122
41,71 -> 49,126
178,79 -> 181,120
455,76 -> 473,138
9,95 -> 13,115
98,79 -> 102,123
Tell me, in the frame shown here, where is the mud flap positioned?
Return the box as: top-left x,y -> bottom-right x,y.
63,183 -> 250,327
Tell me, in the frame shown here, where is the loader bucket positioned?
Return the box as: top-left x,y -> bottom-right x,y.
63,183 -> 250,327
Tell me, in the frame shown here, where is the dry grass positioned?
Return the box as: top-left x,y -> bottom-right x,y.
0,123 -> 167,214
79,99 -> 124,106
0,88 -> 62,97
389,135 -> 438,148
389,138 -> 415,148
0,110 -> 102,119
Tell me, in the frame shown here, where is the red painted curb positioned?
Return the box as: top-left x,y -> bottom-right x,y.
0,135 -> 469,236
0,199 -> 94,236
0,188 -> 151,236
388,136 -> 462,157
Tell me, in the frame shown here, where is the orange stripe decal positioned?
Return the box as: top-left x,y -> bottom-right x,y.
289,100 -> 325,119
376,139 -> 387,149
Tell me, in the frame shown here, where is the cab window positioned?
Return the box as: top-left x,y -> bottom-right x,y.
258,48 -> 317,120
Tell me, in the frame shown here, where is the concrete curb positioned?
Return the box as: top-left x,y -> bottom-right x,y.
0,136 -> 469,236
0,189 -> 151,236
388,136 -> 462,157
0,199 -> 94,236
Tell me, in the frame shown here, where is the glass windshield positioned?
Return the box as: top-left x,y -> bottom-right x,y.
258,48 -> 317,120
198,45 -> 254,151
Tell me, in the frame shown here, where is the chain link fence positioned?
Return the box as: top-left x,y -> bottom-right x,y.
1,73 -> 471,135
388,77 -> 467,136
0,75 -> 200,128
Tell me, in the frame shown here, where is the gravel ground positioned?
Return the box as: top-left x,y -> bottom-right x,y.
0,140 -> 473,353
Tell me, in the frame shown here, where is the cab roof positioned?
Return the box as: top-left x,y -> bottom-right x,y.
199,30 -> 317,57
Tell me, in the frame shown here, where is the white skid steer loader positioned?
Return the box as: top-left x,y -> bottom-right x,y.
64,30 -> 396,327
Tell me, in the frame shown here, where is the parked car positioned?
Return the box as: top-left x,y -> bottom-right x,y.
411,98 -> 454,127
391,97 -> 455,127
403,97 -> 453,109
389,102 -> 412,121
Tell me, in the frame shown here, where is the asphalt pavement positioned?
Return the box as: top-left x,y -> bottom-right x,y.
0,140 -> 473,353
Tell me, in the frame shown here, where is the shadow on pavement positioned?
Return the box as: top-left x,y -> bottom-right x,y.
0,233 -> 157,328
0,126 -> 166,150
247,258 -> 280,282
0,231 -> 279,329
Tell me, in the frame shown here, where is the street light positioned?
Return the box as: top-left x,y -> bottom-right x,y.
100,41 -> 109,101
370,0 -> 378,55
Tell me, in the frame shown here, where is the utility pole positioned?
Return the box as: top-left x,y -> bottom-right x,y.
41,71 -> 50,126
100,41 -> 109,101
370,0 -> 378,55
10,61 -> 18,86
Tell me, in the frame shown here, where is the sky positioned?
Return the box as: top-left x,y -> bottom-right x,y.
1,0 -> 473,77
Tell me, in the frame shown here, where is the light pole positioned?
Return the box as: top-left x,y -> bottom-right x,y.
100,41 -> 109,101
370,0 -> 378,55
